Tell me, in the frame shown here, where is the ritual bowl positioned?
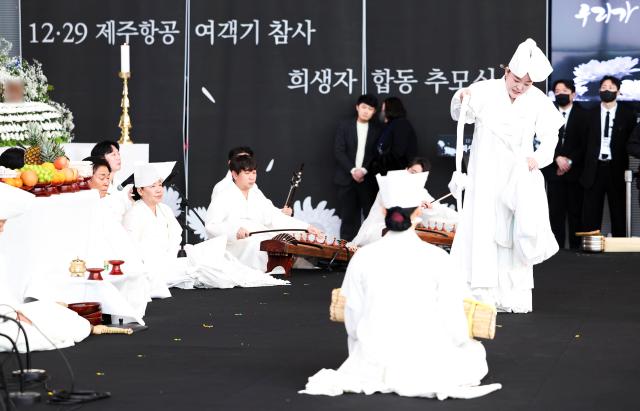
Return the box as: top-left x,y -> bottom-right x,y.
67,302 -> 101,316
82,310 -> 103,320
86,267 -> 104,281
108,260 -> 125,275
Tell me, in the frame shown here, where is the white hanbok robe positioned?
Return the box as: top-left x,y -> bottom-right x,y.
210,171 -> 264,203
124,200 -> 289,291
351,189 -> 458,246
300,229 -> 500,399
0,261 -> 91,353
85,195 -> 151,319
450,78 -> 563,312
205,183 -> 308,271
123,201 -> 183,298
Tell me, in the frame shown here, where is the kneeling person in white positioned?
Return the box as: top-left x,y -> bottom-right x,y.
300,171 -> 500,399
205,155 -> 320,271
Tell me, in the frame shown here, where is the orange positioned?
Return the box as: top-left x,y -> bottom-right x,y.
21,170 -> 38,187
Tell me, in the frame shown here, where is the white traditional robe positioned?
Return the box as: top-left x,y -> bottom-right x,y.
300,229 -> 500,399
0,260 -> 91,353
210,171 -> 265,203
125,200 -> 289,290
85,195 -> 151,319
123,201 -> 183,298
205,183 -> 308,271
450,78 -> 563,312
351,189 -> 458,246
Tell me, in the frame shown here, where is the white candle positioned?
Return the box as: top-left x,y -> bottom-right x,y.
120,43 -> 130,73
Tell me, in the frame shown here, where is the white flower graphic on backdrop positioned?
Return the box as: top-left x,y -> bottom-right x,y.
162,186 -> 183,217
293,196 -> 341,240
187,206 -> 209,241
620,78 -> 640,100
573,56 -> 640,100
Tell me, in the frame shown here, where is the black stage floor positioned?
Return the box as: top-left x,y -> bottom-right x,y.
20,250 -> 640,410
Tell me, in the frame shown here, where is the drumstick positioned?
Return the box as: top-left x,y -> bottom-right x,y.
249,228 -> 308,236
432,192 -> 453,203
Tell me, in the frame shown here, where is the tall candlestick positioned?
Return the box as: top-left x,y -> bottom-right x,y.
120,43 -> 130,73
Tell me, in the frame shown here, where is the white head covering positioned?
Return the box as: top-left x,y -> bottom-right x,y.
133,161 -> 176,187
508,38 -> 553,83
0,182 -> 35,220
376,170 -> 429,209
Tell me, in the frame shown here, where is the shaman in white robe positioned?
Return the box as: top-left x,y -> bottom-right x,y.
352,189 -> 458,247
300,229 -> 500,399
450,77 -> 563,313
125,200 -> 289,290
205,183 -> 308,271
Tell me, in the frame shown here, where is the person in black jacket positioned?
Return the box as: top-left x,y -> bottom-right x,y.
542,79 -> 589,249
369,97 -> 418,176
334,94 -> 381,241
580,76 -> 638,236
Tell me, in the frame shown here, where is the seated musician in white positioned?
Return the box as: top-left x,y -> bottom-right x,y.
124,162 -> 289,292
0,182 -> 91,352
300,171 -> 500,399
351,157 -> 459,247
205,155 -> 321,271
210,146 -> 292,216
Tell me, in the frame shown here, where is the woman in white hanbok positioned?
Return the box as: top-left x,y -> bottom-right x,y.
301,172 -> 500,400
351,158 -> 459,247
448,39 -> 563,312
123,163 -> 289,294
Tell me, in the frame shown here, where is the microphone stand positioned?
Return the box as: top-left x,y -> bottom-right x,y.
0,314 -> 43,405
177,196 -> 207,257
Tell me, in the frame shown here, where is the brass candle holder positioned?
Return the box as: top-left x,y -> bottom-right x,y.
118,71 -> 133,144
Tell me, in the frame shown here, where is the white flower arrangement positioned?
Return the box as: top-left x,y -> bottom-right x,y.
0,38 -> 74,146
573,56 -> 640,100
0,102 -> 67,143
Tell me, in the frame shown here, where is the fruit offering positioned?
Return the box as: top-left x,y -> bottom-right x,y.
19,164 -> 54,184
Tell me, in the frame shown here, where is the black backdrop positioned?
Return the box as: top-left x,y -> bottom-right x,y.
21,0 -> 546,239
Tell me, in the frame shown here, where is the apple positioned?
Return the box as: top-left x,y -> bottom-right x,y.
54,156 -> 69,170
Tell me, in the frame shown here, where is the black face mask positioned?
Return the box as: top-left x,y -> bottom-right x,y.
599,90 -> 617,103
555,93 -> 571,107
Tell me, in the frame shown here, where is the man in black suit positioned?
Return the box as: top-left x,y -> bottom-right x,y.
542,79 -> 588,249
334,94 -> 381,241
581,76 -> 638,237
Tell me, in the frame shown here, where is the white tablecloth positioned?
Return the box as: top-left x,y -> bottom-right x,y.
0,190 -> 99,300
0,190 -> 149,323
32,276 -> 146,325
